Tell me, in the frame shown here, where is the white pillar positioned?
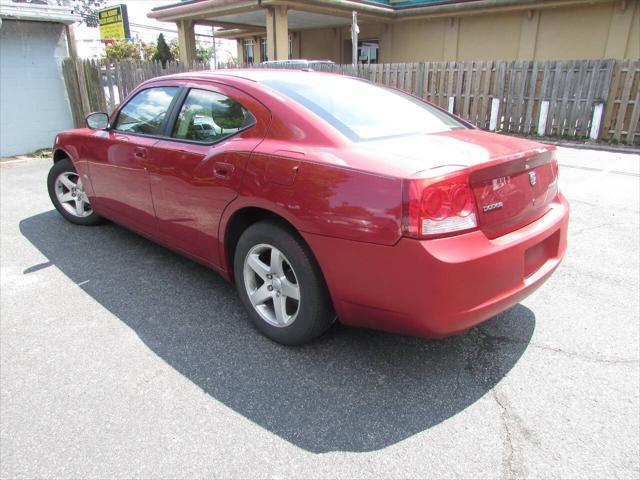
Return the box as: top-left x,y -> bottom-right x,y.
351,11 -> 358,67
589,103 -> 604,141
489,98 -> 500,131
447,96 -> 455,114
266,5 -> 288,61
537,100 -> 549,136
176,20 -> 196,65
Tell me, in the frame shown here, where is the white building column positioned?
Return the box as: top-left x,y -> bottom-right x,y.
176,19 -> 196,65
265,5 -> 288,61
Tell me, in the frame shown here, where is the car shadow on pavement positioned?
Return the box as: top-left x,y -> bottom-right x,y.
20,211 -> 535,454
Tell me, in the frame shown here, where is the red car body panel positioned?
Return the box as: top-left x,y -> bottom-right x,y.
53,70 -> 569,338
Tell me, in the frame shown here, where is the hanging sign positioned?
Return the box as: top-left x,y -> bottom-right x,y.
98,4 -> 130,40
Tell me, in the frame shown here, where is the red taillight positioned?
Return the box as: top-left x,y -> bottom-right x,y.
403,173 -> 479,239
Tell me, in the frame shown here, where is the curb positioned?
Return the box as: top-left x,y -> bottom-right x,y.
501,133 -> 640,154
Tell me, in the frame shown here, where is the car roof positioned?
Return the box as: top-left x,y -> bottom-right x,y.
146,68 -> 340,85
261,60 -> 309,64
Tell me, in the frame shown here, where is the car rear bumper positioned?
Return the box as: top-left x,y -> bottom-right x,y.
303,193 -> 569,338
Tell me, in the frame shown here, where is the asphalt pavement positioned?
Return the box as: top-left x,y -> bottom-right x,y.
1,146 -> 638,479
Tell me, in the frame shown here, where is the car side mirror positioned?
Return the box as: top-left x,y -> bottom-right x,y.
85,112 -> 109,130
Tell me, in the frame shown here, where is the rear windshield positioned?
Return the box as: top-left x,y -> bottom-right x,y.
262,76 -> 466,141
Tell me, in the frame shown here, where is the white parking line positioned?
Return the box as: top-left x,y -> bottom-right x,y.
0,158 -> 29,165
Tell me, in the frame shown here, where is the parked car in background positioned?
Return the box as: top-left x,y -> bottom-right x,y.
259,59 -> 335,69
48,70 -> 569,345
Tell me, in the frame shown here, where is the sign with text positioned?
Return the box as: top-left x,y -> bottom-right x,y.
98,4 -> 130,40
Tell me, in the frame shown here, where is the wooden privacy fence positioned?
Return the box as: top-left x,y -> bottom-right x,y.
264,59 -> 639,145
62,59 -> 209,128
62,58 -> 639,145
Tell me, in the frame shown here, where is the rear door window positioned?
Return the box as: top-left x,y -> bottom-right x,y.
114,86 -> 179,136
171,89 -> 256,143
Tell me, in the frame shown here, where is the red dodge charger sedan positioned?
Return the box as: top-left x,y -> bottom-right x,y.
48,70 -> 569,345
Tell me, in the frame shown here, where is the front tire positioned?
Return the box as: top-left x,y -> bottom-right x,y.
47,158 -> 103,226
234,221 -> 335,345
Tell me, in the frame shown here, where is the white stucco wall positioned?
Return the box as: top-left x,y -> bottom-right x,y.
0,19 -> 74,157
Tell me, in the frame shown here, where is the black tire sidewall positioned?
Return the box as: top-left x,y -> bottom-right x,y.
234,221 -> 334,345
47,158 -> 102,226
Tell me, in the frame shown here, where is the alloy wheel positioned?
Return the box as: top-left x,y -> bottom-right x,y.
243,243 -> 301,327
54,171 -> 93,218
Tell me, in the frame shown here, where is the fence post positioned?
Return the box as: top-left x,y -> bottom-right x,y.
489,98 -> 500,131
537,100 -> 550,136
448,96 -> 455,113
61,58 -> 84,128
600,60 -> 621,142
415,62 -> 426,98
589,103 -> 604,141
75,59 -> 91,119
105,61 -> 117,112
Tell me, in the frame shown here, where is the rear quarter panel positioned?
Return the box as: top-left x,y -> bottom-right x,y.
244,153 -> 403,242
219,149 -> 404,275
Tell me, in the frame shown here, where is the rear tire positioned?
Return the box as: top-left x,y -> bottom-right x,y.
234,221 -> 335,345
47,158 -> 103,226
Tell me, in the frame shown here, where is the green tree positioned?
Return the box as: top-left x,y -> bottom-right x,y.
169,38 -> 180,61
63,0 -> 105,28
104,39 -> 140,61
212,98 -> 246,129
196,45 -> 212,63
152,34 -> 174,67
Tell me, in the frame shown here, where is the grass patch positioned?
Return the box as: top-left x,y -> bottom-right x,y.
26,148 -> 53,159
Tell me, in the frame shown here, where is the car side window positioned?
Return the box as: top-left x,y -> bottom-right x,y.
114,86 -> 179,135
171,89 -> 256,143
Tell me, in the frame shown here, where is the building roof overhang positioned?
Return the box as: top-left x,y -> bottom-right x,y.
147,0 -> 614,33
0,0 -> 80,24
147,0 -> 392,24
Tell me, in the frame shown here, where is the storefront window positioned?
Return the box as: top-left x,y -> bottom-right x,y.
260,37 -> 268,62
358,39 -> 379,64
243,39 -> 254,65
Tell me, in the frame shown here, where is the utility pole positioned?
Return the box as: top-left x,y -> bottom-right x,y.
211,26 -> 217,69
351,11 -> 358,67
65,23 -> 78,60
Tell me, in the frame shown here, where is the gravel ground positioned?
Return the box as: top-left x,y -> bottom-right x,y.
1,147 -> 638,479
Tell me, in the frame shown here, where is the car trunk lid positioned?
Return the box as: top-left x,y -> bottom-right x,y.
469,149 -> 558,239
347,129 -> 559,239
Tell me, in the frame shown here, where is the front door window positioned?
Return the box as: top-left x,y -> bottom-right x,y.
113,87 -> 179,136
